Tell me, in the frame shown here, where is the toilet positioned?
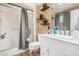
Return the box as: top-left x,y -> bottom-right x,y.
29,42 -> 40,56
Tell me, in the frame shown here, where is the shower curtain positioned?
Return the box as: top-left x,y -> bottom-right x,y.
19,8 -> 30,50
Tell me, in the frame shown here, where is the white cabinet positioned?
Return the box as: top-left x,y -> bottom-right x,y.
39,35 -> 79,56
40,37 -> 49,56
40,36 -> 65,56
66,43 -> 79,56
49,39 -> 65,56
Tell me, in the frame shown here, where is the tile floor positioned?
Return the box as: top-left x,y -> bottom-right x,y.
15,50 -> 40,56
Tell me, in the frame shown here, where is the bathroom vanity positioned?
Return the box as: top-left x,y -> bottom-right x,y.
39,34 -> 79,56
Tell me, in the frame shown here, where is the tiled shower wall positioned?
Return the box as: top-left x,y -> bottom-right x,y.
0,5 -> 21,51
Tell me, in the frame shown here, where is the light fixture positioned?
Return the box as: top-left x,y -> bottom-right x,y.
58,3 -> 62,5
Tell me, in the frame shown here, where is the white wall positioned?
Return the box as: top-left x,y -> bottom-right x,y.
70,8 -> 79,40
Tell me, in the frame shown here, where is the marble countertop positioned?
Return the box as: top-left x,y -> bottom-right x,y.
38,34 -> 79,46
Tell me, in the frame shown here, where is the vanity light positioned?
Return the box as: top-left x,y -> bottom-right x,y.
58,3 -> 62,5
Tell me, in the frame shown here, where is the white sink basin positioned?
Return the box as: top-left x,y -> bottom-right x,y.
50,34 -> 73,40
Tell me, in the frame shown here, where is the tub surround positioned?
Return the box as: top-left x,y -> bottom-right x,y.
0,48 -> 27,56
39,34 -> 79,56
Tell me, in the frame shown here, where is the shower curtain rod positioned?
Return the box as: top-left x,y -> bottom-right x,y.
0,3 -> 34,12
8,3 -> 34,12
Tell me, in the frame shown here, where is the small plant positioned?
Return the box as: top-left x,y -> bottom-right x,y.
42,3 -> 47,8
38,14 -> 49,25
42,17 -> 48,24
39,14 -> 44,20
52,16 -> 54,20
41,3 -> 49,11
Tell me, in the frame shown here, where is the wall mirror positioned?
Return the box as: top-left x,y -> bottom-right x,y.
55,11 -> 70,31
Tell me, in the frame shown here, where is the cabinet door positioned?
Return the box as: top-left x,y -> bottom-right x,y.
40,36 -> 49,56
40,36 -> 66,56
48,38 -> 65,56
66,43 -> 79,56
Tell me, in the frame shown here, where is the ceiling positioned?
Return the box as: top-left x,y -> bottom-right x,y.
13,3 -> 79,12
49,3 -> 79,13
14,3 -> 35,10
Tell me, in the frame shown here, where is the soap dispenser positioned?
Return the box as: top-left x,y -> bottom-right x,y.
54,26 -> 60,34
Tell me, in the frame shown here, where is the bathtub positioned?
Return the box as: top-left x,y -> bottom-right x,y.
0,48 -> 27,56
0,39 -> 27,56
